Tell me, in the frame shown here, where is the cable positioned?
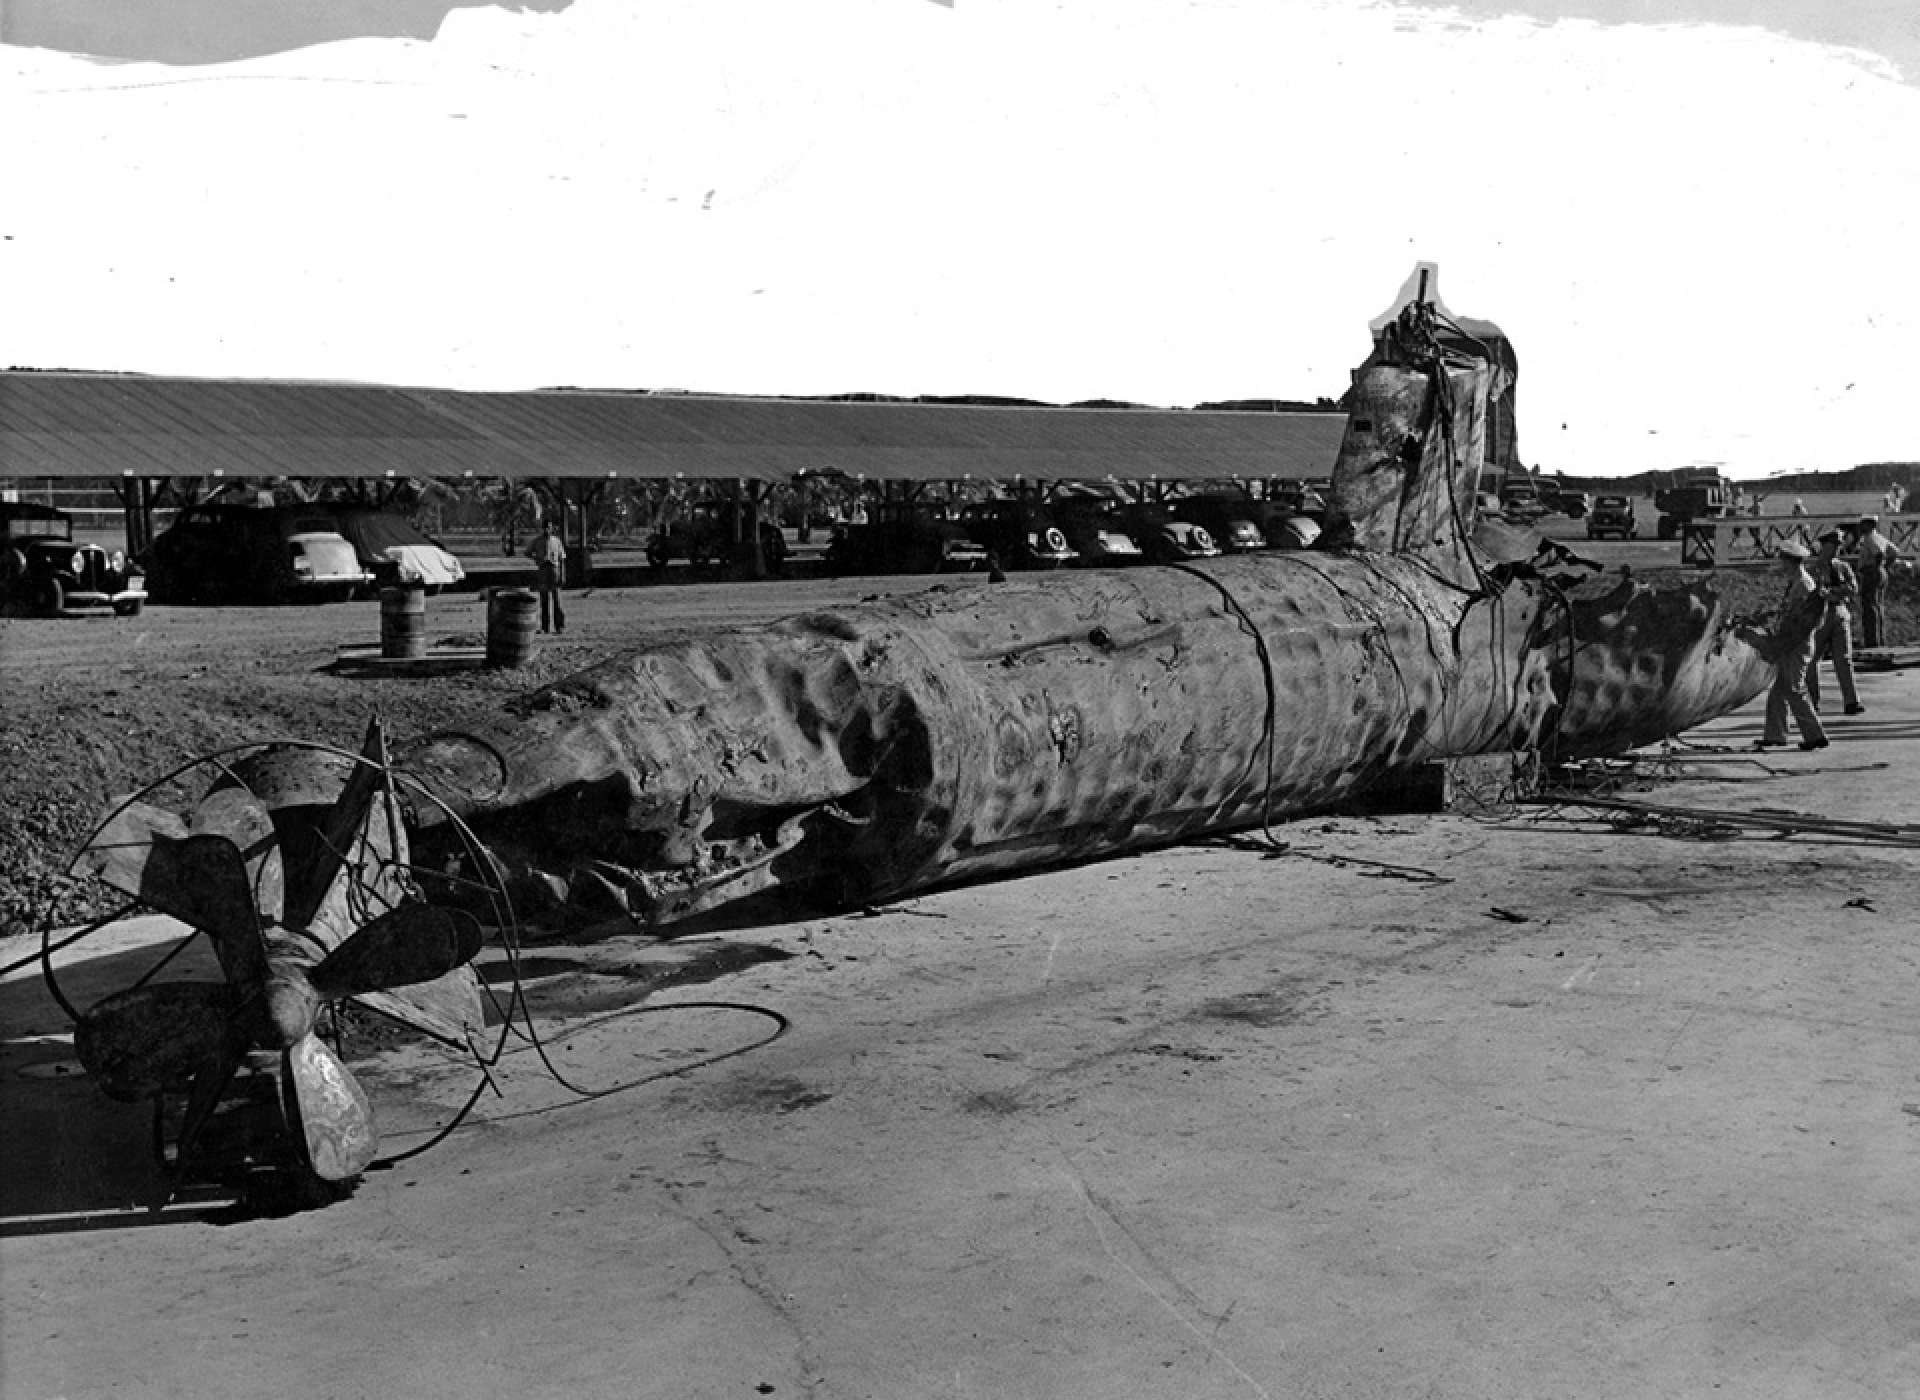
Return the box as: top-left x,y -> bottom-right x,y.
2,908 -> 126,985
498,1000 -> 790,1115
1161,561 -> 1284,832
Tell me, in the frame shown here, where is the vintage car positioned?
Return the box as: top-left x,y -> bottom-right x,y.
0,503 -> 147,617
316,506 -> 466,592
1541,485 -> 1591,519
1051,501 -> 1147,568
1269,481 -> 1329,519
647,501 -> 787,573
958,501 -> 1079,570
143,505 -> 373,605
1271,514 -> 1323,549
1117,504 -> 1222,564
1170,494 -> 1273,553
1499,478 -> 1550,524
826,502 -> 988,575
1586,494 -> 1639,540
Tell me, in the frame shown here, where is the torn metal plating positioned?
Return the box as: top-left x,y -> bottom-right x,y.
403,280 -> 1785,933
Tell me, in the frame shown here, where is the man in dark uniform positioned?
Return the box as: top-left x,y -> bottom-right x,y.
1806,528 -> 1862,715
1853,514 -> 1900,648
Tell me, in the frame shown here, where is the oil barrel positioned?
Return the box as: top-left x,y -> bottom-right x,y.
379,585 -> 427,660
486,588 -> 539,668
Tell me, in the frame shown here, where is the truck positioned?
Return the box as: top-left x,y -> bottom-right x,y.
647,500 -> 787,574
1498,475 -> 1546,523
1652,470 -> 1733,540
1586,494 -> 1638,540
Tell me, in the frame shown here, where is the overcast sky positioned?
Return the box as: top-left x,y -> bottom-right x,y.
3,1 -> 1915,477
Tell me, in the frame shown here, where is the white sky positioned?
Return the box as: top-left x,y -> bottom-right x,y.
3,0 -> 1916,477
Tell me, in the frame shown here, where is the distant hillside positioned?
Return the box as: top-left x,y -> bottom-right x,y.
1750,462 -> 1920,492
1536,462 -> 1918,496
1189,398 -> 1344,414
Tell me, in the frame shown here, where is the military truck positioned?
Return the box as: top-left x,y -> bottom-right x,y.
1652,471 -> 1732,541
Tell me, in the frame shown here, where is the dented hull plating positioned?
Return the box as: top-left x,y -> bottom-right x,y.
406,553 -> 1772,931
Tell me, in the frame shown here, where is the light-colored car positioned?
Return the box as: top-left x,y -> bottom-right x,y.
1055,504 -> 1147,567
321,507 -> 467,592
1273,515 -> 1322,549
1139,517 -> 1222,563
1174,496 -> 1271,553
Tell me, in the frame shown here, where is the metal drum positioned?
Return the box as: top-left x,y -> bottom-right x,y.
485,588 -> 539,668
378,585 -> 427,660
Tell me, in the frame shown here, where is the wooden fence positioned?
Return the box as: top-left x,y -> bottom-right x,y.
1679,513 -> 1919,567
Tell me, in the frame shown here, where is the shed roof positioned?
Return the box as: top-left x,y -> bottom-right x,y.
0,372 -> 1346,485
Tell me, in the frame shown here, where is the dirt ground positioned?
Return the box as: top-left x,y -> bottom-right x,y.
3,563 -> 1919,1399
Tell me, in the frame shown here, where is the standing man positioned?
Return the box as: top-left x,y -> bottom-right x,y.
1805,528 -> 1862,716
1757,541 -> 1829,752
530,518 -> 567,634
1853,514 -> 1900,648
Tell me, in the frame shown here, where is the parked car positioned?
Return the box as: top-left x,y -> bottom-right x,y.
959,501 -> 1079,570
1541,486 -> 1590,519
144,504 -> 372,605
1118,504 -> 1222,564
0,503 -> 146,617
1270,481 -> 1329,519
1051,501 -> 1146,567
316,506 -> 465,593
1171,495 -> 1272,553
1271,515 -> 1323,550
827,502 -> 988,575
647,501 -> 787,573
1500,478 -> 1549,524
1586,494 -> 1639,540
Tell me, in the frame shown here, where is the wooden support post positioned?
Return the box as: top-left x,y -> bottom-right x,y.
570,479 -> 598,588
115,477 -> 155,558
742,478 -> 765,580
1681,521 -> 1717,568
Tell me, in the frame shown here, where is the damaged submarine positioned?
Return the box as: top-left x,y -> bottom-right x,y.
399,279 -> 1785,935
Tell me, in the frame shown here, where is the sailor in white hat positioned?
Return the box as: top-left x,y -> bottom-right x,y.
1758,540 -> 1829,750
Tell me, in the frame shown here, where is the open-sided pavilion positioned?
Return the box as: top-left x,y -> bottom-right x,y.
0,372 -> 1350,570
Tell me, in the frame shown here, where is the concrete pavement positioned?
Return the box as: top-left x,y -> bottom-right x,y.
4,664 -> 1917,1399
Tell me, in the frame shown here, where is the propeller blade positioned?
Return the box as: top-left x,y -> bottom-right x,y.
286,721 -> 411,948
71,799 -> 188,899
154,835 -> 269,984
284,1034 -> 377,1181
353,966 -> 486,1047
77,810 -> 263,972
74,982 -> 236,1103
193,783 -> 286,926
308,906 -> 484,1002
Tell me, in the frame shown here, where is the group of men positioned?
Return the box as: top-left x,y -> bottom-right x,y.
1762,514 -> 1903,751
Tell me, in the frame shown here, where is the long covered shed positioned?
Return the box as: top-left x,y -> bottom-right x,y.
1,372 -> 1345,482
0,370 -> 1350,563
